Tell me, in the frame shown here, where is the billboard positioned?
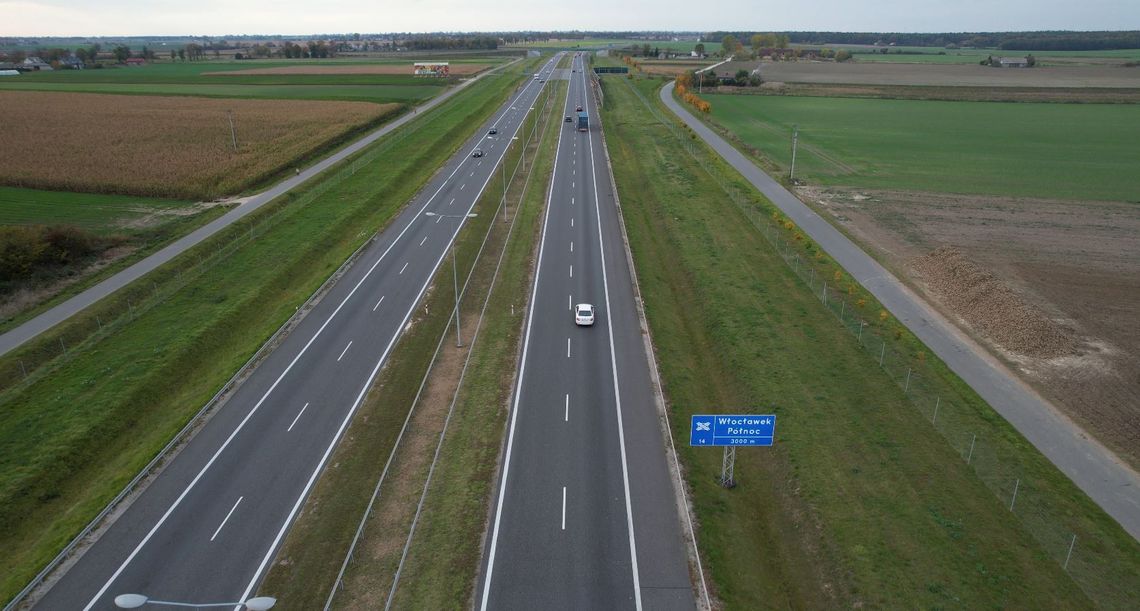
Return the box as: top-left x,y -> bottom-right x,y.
413,62 -> 450,77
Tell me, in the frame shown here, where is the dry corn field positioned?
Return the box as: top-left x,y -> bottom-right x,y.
0,91 -> 399,199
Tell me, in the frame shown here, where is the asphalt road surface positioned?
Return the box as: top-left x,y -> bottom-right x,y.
31,56 -> 562,610
477,55 -> 696,610
660,81 -> 1140,541
0,59 -> 520,358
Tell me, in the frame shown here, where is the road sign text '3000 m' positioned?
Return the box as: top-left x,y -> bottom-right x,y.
690,415 -> 776,446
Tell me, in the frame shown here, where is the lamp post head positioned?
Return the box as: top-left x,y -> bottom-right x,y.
114,594 -> 148,609
244,597 -> 277,611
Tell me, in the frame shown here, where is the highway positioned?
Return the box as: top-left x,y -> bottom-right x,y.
477,54 -> 696,610
0,59 -> 520,358
31,55 -> 563,610
660,81 -> 1140,541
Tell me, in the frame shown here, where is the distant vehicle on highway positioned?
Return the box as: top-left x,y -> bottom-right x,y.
576,105 -> 583,112
565,115 -> 573,123
488,127 -> 497,135
575,304 -> 595,326
472,149 -> 484,158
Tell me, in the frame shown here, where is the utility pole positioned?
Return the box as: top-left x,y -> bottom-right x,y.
227,110 -> 238,152
789,124 -> 799,183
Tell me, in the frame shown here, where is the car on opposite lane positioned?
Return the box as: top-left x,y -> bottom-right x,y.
575,304 -> 595,326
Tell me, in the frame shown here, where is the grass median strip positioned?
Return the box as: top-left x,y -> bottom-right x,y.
259,77 -> 562,610
0,61 -> 534,604
601,73 -> 1108,608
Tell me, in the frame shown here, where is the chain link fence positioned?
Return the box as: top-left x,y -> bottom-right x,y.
618,76 -> 1139,609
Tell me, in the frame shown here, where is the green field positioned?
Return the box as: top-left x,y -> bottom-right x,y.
703,94 -> 1140,201
0,187 -> 192,233
836,45 -> 1140,64
0,59 -> 498,104
0,64 -> 524,604
602,71 -> 1140,608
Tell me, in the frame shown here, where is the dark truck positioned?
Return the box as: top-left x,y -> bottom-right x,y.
577,111 -> 589,132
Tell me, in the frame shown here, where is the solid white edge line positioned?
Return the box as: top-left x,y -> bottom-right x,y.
286,402 -> 310,433
83,65 -> 553,611
584,61 -> 643,610
479,53 -> 572,611
210,496 -> 244,542
337,341 -> 353,362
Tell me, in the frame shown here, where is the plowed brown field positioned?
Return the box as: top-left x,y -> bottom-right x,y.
0,91 -> 398,199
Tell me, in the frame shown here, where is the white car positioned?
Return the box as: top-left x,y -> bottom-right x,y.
574,303 -> 595,326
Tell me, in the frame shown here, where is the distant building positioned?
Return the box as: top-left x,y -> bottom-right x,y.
997,56 -> 1029,68
124,57 -> 146,66
59,54 -> 84,70
21,57 -> 52,71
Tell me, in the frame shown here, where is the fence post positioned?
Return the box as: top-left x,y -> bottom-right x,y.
905,368 -> 912,392
20,360 -> 28,380
858,320 -> 865,343
59,337 -> 67,356
840,299 -> 846,321
879,342 -> 885,367
932,397 -> 940,424
822,281 -> 827,304
1009,478 -> 1019,511
967,434 -> 977,464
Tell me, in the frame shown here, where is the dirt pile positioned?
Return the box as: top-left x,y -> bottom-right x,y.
911,246 -> 1080,359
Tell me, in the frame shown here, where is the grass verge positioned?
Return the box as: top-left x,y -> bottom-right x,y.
0,60 -> 536,605
258,77 -> 562,610
600,72 -> 1136,607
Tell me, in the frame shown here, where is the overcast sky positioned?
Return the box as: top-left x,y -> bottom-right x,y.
2,0 -> 1138,37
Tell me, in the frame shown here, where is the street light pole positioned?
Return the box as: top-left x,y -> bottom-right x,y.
115,593 -> 276,610
423,212 -> 477,348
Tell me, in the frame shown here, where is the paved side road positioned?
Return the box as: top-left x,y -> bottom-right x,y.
659,81 -> 1140,541
0,59 -> 518,358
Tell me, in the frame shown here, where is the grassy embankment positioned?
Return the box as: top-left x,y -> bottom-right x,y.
0,60 -> 535,604
702,93 -> 1140,202
602,73 -> 1139,607
261,72 -> 564,610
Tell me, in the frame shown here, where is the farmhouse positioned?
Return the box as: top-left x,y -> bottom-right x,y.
21,57 -> 52,71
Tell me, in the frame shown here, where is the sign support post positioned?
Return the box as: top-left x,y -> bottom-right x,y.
720,447 -> 737,488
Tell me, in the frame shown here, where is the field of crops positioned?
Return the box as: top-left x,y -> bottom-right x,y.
0,91 -> 399,199
823,45 -> 1140,65
703,93 -> 1140,201
0,60 -> 493,104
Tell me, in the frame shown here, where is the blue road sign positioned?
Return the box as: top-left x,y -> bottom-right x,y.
690,414 -> 776,447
